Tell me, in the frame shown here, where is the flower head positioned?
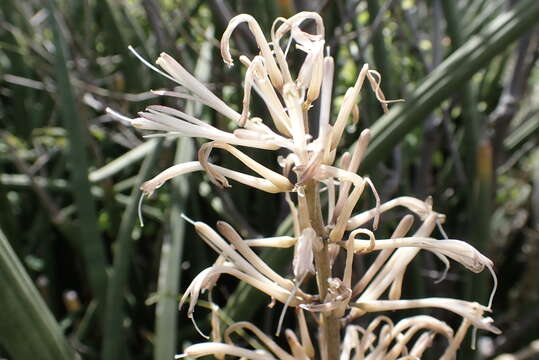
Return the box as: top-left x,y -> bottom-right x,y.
112,11 -> 498,359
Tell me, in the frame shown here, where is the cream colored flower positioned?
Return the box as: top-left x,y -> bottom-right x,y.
112,11 -> 499,360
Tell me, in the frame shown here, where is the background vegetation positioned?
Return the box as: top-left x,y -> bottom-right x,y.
0,0 -> 538,359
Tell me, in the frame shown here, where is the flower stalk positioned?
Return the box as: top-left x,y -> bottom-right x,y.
303,181 -> 341,359
113,11 -> 500,360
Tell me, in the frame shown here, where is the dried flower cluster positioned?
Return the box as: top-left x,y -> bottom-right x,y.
110,12 -> 499,360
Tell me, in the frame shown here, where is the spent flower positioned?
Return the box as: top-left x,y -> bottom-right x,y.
111,11 -> 499,360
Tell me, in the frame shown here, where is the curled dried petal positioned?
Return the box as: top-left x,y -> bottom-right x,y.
353,298 -> 501,334
221,14 -> 283,89
224,322 -> 295,360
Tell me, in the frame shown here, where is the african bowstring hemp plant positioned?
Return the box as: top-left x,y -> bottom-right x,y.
107,12 -> 500,360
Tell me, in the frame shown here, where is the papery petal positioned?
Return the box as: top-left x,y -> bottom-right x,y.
224,322 -> 296,360
217,221 -> 295,291
221,14 -> 283,89
353,298 -> 501,334
178,342 -> 275,360
348,237 -> 494,275
293,227 -> 316,279
347,196 -> 440,230
156,53 -> 241,122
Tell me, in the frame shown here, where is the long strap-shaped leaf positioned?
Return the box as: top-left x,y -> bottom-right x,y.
0,228 -> 74,359
46,0 -> 108,305
363,0 -> 539,170
102,139 -> 164,360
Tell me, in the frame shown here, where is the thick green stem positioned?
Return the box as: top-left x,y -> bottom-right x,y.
304,182 -> 340,360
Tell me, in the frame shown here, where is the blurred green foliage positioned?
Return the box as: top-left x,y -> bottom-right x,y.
1,0 -> 538,359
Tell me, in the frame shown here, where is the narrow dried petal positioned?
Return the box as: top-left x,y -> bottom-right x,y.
194,221 -> 269,282
270,17 -> 294,84
334,129 -> 371,221
136,110 -> 207,134
177,342 -> 275,360
180,265 -> 299,316
440,318 -> 471,360
146,105 -> 213,128
130,117 -> 174,131
353,298 -> 501,334
385,325 -> 434,360
389,272 -> 404,300
409,332 -> 435,358
348,129 -> 371,174
156,53 -> 241,122
370,324 -> 393,357
134,108 -> 283,150
293,227 -> 316,280
274,12 -> 325,47
392,315 -> 453,342
224,322 -> 296,360
285,329 -> 310,360
365,315 -> 395,339
140,161 -> 203,196
217,221 -> 294,291
239,56 -> 293,136
331,64 -> 369,150
348,213 -> 438,320
326,178 -> 336,224
240,55 -> 263,126
232,128 -> 294,152
344,229 -> 375,288
352,215 -> 414,297
305,42 -> 324,108
198,143 -> 230,188
210,142 -> 294,191
221,14 -> 283,89
348,236 -> 495,309
207,165 -> 286,193
347,237 -> 494,275
340,325 -> 363,360
366,69 -> 405,112
321,166 -> 368,243
150,89 -> 209,107
296,40 -> 324,92
297,149 -> 324,185
296,308 -> 315,358
283,83 -> 307,157
243,236 -> 297,248
357,316 -> 394,358
347,196 -> 440,230
210,304 -> 223,360
179,267 -> 214,317
318,56 -> 335,144
365,178 -> 381,230
139,161 -> 288,196
204,254 -> 226,292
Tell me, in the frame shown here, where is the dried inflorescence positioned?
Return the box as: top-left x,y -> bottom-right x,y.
110,12 -> 499,360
